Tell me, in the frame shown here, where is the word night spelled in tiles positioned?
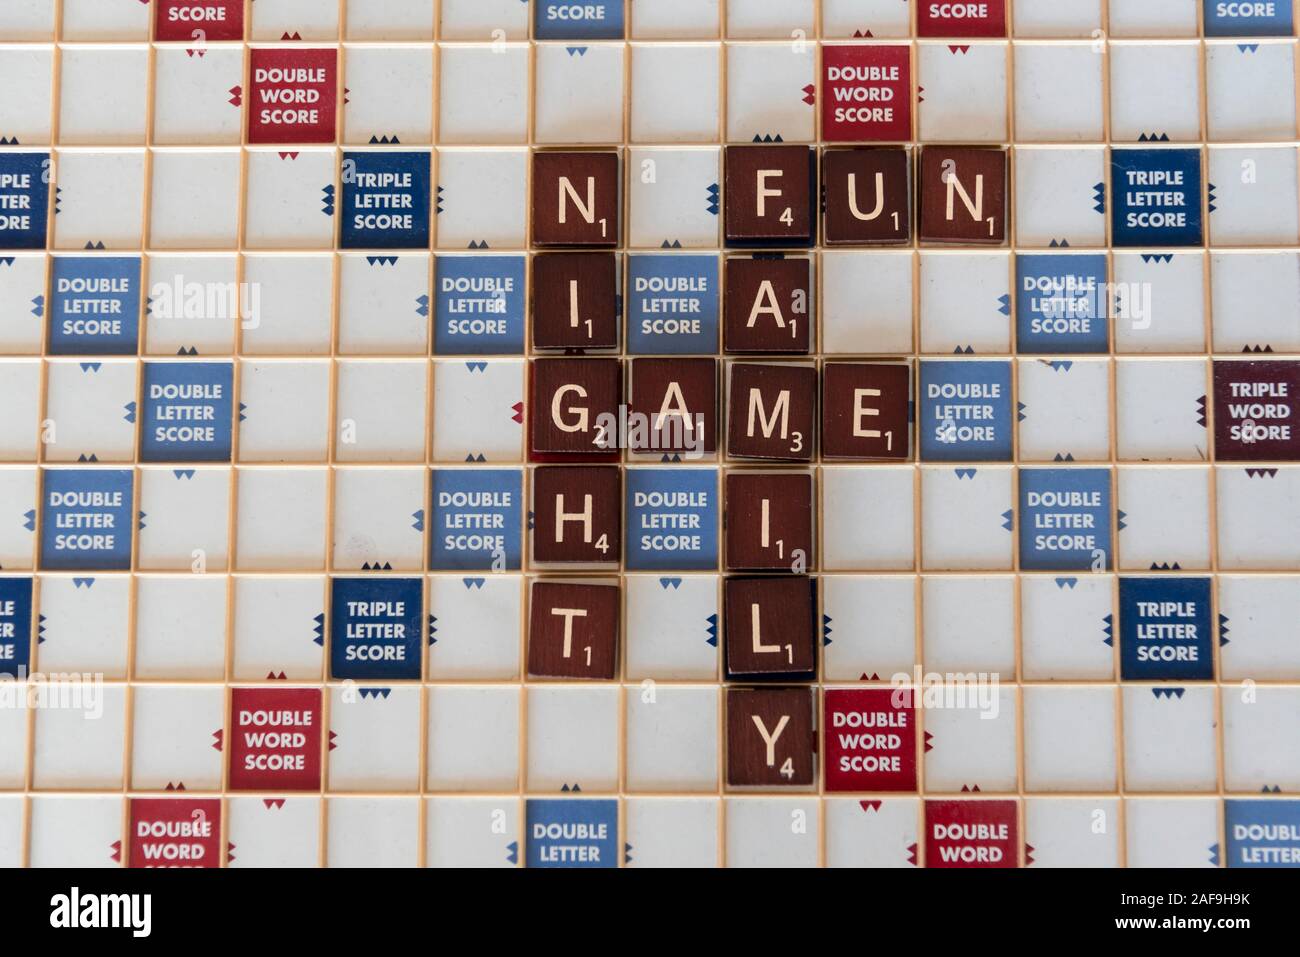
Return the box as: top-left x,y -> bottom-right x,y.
0,0 -> 1299,872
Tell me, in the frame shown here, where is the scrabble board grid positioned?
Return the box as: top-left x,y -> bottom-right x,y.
0,0 -> 1297,869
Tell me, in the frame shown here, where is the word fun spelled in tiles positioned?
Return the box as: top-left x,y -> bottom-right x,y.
1,0 -> 1299,882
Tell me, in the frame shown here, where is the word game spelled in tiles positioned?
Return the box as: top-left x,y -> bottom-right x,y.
0,0 -> 1297,873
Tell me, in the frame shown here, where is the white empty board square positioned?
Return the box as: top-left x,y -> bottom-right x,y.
326,797 -> 419,868
822,0 -> 911,38
237,361 -> 333,461
346,0 -> 435,40
130,684 -> 225,791
725,0 -> 815,38
0,46 -> 53,144
725,42 -> 816,143
231,574 -> 326,681
438,45 -> 528,145
0,254 -> 48,354
624,797 -> 720,867
922,574 -> 1016,675
1022,686 -> 1118,792
1216,466 -> 1300,571
0,1 -> 55,41
920,466 -> 1015,571
426,685 -> 520,791
632,0 -> 721,39
152,46 -> 246,146
825,797 -> 920,868
1013,148 -> 1107,248
1217,575 -> 1300,680
1115,358 -> 1210,462
1020,573 -> 1116,680
725,797 -> 819,868
1107,0 -> 1200,38
227,796 -> 322,869
1108,42 -> 1202,142
332,468 -> 427,571
250,0 -> 340,41
1012,0 -> 1102,37
344,46 -> 435,146
1125,798 -> 1219,868
335,361 -> 429,462
28,796 -> 123,868
919,251 -> 1011,354
922,688 -> 1018,793
328,686 -> 422,792
821,250 -> 914,355
627,148 -> 721,248
820,574 -> 917,681
1116,466 -> 1212,571
821,466 -> 915,570
917,42 -> 1008,143
1222,688 -> 1300,792
35,573 -> 131,677
431,359 -> 525,463
1112,251 -> 1207,353
1024,798 -> 1121,868
625,684 -> 719,791
1210,251 -> 1300,354
243,150 -> 337,250
338,253 -> 432,354
425,796 -> 521,867
235,467 -> 328,570
1122,686 -> 1219,792
1207,146 -> 1300,246
534,43 -> 626,145
0,359 -> 42,459
51,150 -> 146,250
57,45 -> 148,144
427,574 -> 523,680
136,466 -> 231,570
1013,44 -> 1103,141
526,685 -> 620,792
435,149 -> 529,250
439,0 -> 530,41
1017,358 -> 1112,463
133,574 -> 228,679
624,572 -> 719,680
31,683 -> 127,789
1206,40 -> 1297,141
43,359 -> 139,462
630,44 -> 722,142
0,797 -> 23,868
143,254 -> 240,356
61,0 -> 149,41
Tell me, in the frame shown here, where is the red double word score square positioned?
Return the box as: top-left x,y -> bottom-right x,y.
248,48 -> 338,144
925,800 -> 1019,868
917,1 -> 1007,38
822,46 -> 911,143
129,798 -> 223,868
824,689 -> 917,792
155,1 -> 244,42
228,687 -> 323,791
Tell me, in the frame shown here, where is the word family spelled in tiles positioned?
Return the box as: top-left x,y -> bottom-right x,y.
1,0 -> 1300,874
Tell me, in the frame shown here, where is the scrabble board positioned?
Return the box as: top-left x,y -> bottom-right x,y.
0,0 -> 1297,871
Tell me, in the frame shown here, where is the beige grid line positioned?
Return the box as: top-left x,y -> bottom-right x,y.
0,0 -> 1297,869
